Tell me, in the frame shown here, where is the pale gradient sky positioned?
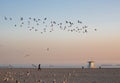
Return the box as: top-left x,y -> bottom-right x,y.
0,0 -> 120,65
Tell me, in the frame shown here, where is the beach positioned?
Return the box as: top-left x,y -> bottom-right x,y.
0,68 -> 120,83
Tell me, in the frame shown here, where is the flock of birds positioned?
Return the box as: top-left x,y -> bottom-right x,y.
2,16 -> 97,59
2,16 -> 97,60
2,16 -> 97,34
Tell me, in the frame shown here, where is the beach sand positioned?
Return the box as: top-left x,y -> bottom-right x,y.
0,68 -> 120,83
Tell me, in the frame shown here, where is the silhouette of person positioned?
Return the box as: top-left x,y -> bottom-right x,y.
82,66 -> 84,69
99,66 -> 102,69
38,64 -> 41,71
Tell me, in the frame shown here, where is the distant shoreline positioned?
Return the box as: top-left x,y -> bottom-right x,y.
0,64 -> 120,68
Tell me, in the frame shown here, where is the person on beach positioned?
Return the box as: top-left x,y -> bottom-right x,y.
38,64 -> 41,71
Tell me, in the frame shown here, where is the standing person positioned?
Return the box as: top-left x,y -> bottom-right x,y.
38,64 -> 41,71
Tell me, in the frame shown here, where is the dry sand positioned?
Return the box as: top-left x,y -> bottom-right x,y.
0,68 -> 120,83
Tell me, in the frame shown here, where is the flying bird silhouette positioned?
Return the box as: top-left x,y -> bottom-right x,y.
78,20 -> 82,23
10,18 -> 12,20
94,28 -> 97,31
47,48 -> 49,51
44,18 -> 47,20
24,54 -> 30,57
4,16 -> 7,20
20,17 -> 23,21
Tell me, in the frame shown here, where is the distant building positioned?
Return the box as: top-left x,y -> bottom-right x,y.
88,61 -> 95,68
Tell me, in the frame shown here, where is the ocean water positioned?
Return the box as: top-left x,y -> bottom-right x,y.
0,64 -> 120,68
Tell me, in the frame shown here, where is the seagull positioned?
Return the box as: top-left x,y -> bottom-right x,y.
35,29 -> 38,31
44,18 -> 47,20
36,23 -> 39,25
41,32 -> 43,34
53,21 -> 56,24
78,20 -> 82,23
21,22 -> 24,25
43,21 -> 45,24
69,22 -> 72,25
94,28 -> 97,31
60,26 -> 62,29
10,18 -> 12,20
20,17 -> 23,21
47,48 -> 49,51
24,54 -> 30,57
14,24 -> 17,27
28,21 -> 30,25
29,17 -> 31,20
29,29 -> 32,31
33,18 -> 36,21
32,27 -> 34,29
71,30 -> 73,32
4,16 -> 7,20
64,26 -> 67,30
85,29 -> 88,33
66,21 -> 68,23
50,24 -> 53,27
82,26 -> 85,29
38,19 -> 40,21
84,25 -> 88,28
60,23 -> 62,25
44,28 -> 46,32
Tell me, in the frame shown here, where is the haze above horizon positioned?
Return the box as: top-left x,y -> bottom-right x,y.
0,0 -> 120,65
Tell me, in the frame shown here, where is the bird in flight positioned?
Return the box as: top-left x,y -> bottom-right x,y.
47,48 -> 49,51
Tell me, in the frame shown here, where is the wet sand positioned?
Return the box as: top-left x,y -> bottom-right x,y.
0,68 -> 120,83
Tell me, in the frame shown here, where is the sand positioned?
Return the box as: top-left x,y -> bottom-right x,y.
0,68 -> 120,83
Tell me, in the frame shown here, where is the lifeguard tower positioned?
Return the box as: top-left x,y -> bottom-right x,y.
88,61 -> 95,68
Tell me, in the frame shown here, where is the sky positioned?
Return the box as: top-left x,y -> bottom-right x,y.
0,0 -> 120,66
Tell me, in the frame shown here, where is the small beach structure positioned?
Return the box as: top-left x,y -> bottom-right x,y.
88,61 -> 95,68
